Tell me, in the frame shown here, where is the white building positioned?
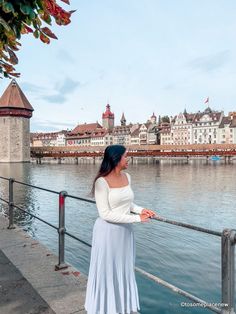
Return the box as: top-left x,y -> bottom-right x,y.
192,107 -> 223,144
112,114 -> 132,146
160,123 -> 172,145
218,114 -> 236,144
91,129 -> 113,146
171,112 -> 193,145
130,124 -> 140,145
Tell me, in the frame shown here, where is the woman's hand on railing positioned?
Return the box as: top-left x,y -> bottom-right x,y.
141,208 -> 158,218
140,213 -> 150,222
140,208 -> 160,222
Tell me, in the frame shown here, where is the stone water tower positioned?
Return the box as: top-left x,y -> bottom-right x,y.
0,79 -> 34,162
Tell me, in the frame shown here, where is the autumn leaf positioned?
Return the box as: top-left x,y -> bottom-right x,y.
21,24 -> 33,34
60,0 -> 70,4
40,32 -> 50,44
7,48 -> 18,65
0,0 -> 75,78
7,72 -> 20,77
41,27 -> 58,39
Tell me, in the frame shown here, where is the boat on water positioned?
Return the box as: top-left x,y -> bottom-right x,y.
211,156 -> 220,161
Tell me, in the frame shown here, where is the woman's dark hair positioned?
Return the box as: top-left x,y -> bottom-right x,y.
91,144 -> 126,196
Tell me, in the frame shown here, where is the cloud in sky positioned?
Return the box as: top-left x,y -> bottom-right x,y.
1,0 -> 236,131
188,50 -> 230,73
21,78 -> 80,105
31,118 -> 75,132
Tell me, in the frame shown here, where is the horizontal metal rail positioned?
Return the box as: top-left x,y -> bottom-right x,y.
0,196 -> 9,204
152,216 -> 222,237
13,203 -> 58,231
0,176 -> 10,181
67,193 -> 96,204
0,176 -> 235,314
14,179 -> 60,195
135,267 -> 222,313
65,230 -> 92,247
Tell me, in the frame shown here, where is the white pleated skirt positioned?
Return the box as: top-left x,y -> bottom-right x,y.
84,217 -> 140,314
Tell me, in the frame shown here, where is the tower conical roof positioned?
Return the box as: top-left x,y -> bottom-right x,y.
0,79 -> 34,111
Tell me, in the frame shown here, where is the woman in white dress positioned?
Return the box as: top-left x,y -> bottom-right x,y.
85,145 -> 157,314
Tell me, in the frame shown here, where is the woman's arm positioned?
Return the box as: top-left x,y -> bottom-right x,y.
95,178 -> 141,223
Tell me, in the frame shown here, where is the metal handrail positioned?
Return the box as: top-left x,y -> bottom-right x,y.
0,175 -> 235,314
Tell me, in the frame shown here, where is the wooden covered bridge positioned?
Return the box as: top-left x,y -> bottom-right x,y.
31,144 -> 236,163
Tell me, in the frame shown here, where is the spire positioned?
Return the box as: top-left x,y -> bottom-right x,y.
151,112 -> 156,118
121,112 -> 126,126
150,112 -> 157,124
0,79 -> 34,111
102,103 -> 114,119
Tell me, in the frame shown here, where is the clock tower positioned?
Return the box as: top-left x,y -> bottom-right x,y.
102,104 -> 114,131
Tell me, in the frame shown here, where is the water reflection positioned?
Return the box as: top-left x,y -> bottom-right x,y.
0,163 -> 38,236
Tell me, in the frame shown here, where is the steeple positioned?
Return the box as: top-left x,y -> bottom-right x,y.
0,79 -> 34,118
102,103 -> 114,130
150,112 -> 157,124
120,112 -> 126,126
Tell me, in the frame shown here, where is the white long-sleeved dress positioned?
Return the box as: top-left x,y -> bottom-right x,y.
84,172 -> 143,314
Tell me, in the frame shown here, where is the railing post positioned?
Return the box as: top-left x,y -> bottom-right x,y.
55,191 -> 68,270
8,178 -> 15,229
221,229 -> 236,314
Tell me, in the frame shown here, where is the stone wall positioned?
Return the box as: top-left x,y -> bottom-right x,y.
0,116 -> 30,162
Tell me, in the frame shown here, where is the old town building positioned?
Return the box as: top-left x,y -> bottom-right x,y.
112,113 -> 132,145
0,80 -> 34,162
171,111 -> 194,145
192,107 -> 223,144
66,122 -> 103,146
31,130 -> 68,147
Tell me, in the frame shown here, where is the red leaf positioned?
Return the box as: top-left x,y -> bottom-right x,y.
8,72 -> 21,78
21,24 -> 33,34
41,27 -> 58,39
8,48 -> 18,65
40,32 -> 50,44
60,0 -> 70,4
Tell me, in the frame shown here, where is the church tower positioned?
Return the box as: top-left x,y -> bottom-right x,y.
150,112 -> 157,124
102,104 -> 114,131
0,79 -> 34,162
120,112 -> 126,126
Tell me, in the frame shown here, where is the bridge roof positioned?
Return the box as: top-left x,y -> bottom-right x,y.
0,79 -> 34,111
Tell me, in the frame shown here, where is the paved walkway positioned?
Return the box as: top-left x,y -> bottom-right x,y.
0,215 -> 87,314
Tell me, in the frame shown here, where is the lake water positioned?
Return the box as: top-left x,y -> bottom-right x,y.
0,160 -> 236,314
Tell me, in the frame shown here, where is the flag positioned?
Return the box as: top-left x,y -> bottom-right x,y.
204,97 -> 209,104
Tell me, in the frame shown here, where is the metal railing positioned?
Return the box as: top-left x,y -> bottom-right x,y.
0,175 -> 235,314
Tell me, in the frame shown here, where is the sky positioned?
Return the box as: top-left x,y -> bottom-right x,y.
1,0 -> 236,132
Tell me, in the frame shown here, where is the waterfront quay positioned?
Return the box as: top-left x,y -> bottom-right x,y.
0,214 -> 87,314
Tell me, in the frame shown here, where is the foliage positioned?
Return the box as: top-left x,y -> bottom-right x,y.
161,115 -> 170,123
0,0 -> 75,78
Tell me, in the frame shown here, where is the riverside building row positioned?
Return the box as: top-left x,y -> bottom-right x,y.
31,105 -> 236,147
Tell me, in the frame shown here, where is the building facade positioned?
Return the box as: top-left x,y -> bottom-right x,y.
192,107 -> 223,144
0,80 -> 34,162
171,112 -> 193,145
